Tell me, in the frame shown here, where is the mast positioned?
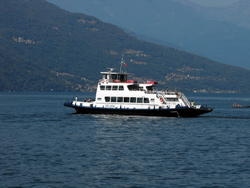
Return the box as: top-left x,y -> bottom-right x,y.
119,54 -> 126,73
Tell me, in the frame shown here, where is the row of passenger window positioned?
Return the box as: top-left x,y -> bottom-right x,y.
105,97 -> 153,103
100,85 -> 124,91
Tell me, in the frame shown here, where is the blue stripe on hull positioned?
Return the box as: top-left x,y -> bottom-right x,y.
64,103 -> 213,117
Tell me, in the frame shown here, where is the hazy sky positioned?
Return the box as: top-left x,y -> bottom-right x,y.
189,0 -> 240,7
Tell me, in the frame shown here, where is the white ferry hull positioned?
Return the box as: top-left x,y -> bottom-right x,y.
64,102 -> 213,117
64,57 -> 213,117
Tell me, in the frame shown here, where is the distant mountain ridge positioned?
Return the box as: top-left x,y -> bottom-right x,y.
189,0 -> 239,7
198,0 -> 250,30
47,0 -> 250,70
1,0 -> 250,93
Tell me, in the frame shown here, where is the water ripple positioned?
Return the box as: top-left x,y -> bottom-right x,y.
0,92 -> 250,188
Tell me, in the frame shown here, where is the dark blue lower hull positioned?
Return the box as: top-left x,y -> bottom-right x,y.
64,102 -> 213,117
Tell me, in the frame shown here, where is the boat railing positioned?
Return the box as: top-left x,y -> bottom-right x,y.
180,92 -> 191,108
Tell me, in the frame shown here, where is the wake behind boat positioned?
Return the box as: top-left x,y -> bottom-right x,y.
64,58 -> 213,117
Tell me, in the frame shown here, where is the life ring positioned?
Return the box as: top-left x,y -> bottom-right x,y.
160,97 -> 163,102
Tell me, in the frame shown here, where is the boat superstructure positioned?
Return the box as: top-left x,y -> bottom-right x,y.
64,58 -> 213,117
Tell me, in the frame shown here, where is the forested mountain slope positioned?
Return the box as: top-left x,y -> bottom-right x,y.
47,0 -> 250,69
0,0 -> 250,93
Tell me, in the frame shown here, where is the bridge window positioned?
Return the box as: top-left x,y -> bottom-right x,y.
105,97 -> 110,102
112,86 -> 118,90
130,97 -> 136,103
137,98 -> 143,103
106,86 -> 111,90
124,97 -> 129,103
117,97 -> 123,102
144,98 -> 149,103
112,74 -> 118,80
128,85 -> 139,91
100,86 -> 105,90
146,86 -> 153,91
111,97 -> 117,102
119,86 -> 124,90
120,75 -> 127,82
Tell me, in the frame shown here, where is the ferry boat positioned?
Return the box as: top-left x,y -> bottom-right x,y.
64,58 -> 213,117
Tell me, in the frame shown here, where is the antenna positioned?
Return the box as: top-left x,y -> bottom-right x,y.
107,68 -> 115,72
119,53 -> 126,73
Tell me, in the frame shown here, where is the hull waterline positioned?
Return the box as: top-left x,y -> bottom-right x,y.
64,102 -> 213,117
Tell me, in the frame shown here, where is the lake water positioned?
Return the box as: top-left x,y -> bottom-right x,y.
0,92 -> 250,188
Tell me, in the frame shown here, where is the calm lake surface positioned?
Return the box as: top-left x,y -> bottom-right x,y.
0,92 -> 250,188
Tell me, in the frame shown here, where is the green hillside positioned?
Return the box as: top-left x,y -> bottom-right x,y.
0,0 -> 250,93
47,0 -> 250,69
